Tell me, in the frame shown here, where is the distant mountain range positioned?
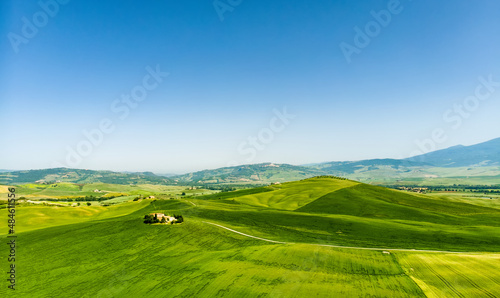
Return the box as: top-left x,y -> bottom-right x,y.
404,137 -> 500,167
172,138 -> 500,184
1,137 -> 499,185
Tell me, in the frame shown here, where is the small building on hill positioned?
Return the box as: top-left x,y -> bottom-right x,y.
144,213 -> 184,224
150,213 -> 176,223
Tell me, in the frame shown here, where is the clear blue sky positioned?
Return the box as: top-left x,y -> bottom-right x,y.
1,0 -> 500,173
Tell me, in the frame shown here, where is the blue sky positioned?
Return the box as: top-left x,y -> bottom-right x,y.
1,0 -> 500,173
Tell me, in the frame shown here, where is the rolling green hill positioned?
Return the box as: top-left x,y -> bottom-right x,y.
295,183 -> 498,223
2,176 -> 499,297
221,177 -> 358,210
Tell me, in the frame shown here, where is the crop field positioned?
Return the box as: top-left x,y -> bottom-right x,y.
1,177 -> 499,297
426,192 -> 500,209
398,253 -> 500,297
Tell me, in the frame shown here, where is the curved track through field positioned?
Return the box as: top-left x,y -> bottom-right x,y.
202,221 -> 484,254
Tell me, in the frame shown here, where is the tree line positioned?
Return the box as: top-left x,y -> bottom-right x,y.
385,185 -> 500,193
42,195 -> 124,202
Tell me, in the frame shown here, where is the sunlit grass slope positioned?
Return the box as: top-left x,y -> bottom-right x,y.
189,178 -> 500,251
1,177 -> 499,297
0,200 -> 152,234
296,183 -> 500,224
223,177 -> 358,210
1,200 -> 426,297
398,253 -> 500,297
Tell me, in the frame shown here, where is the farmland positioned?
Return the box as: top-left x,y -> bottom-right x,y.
0,182 -> 218,206
398,253 -> 500,297
1,177 -> 499,297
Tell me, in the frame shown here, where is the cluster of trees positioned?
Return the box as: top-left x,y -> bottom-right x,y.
311,175 -> 348,180
43,195 -> 124,202
201,185 -> 237,192
181,184 -> 261,192
385,184 -> 500,194
143,214 -> 162,224
74,202 -> 92,206
464,189 -> 500,194
173,214 -> 184,223
169,185 -> 241,193
450,184 -> 500,189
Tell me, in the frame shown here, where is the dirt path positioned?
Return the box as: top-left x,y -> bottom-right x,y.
203,221 -> 482,254
182,200 -> 196,206
203,222 -> 287,244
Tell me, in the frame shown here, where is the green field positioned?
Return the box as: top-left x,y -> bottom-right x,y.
0,183 -> 219,205
1,177 -> 499,297
398,253 -> 500,297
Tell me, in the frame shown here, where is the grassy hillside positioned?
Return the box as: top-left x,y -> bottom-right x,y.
0,200 -> 426,297
228,177 -> 358,210
3,215 -> 426,297
295,183 -> 499,224
398,253 -> 500,297
6,200 -> 152,234
1,177 -> 499,296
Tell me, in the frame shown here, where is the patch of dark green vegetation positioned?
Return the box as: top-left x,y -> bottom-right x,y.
197,186 -> 274,200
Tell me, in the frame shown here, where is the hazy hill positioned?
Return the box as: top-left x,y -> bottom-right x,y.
309,158 -> 430,174
172,163 -> 324,184
0,168 -> 172,185
309,137 -> 500,170
179,138 -> 500,184
2,138 -> 500,186
404,137 -> 500,167
303,138 -> 500,182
